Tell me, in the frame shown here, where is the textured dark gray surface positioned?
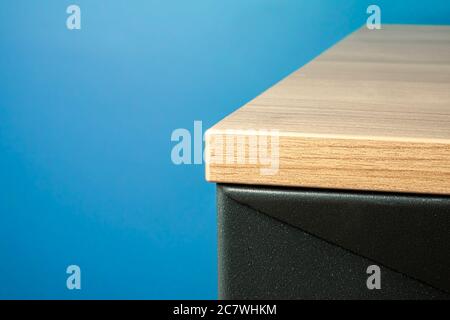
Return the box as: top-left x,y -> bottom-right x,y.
218,184 -> 450,300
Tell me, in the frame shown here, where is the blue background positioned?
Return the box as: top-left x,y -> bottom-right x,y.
1,0 -> 449,299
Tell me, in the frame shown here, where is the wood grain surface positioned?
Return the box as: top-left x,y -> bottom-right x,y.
205,25 -> 450,195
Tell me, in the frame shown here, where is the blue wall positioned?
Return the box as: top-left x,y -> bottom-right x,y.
1,0 -> 449,299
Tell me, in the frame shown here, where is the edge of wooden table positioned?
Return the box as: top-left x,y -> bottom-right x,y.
205,25 -> 450,195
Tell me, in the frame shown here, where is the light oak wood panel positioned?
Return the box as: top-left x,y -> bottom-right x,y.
205,25 -> 450,195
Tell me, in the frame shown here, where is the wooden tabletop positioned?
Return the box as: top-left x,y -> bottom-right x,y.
205,25 -> 450,195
